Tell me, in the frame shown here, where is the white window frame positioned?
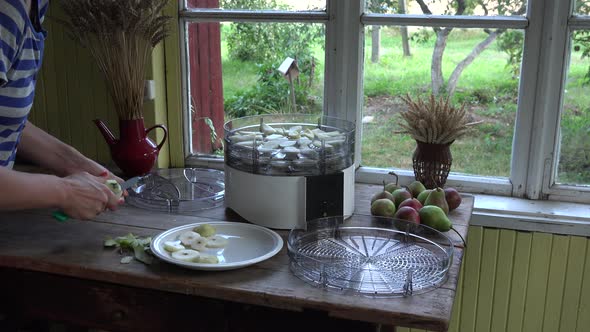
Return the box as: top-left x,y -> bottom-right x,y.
178,0 -> 590,204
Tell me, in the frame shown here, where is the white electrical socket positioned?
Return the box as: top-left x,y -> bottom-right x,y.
144,80 -> 156,101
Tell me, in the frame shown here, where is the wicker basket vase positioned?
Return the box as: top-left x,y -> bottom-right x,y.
412,140 -> 453,189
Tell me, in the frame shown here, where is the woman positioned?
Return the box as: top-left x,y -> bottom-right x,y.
0,0 -> 121,219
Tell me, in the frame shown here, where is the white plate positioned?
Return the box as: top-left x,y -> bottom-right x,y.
151,221 -> 284,271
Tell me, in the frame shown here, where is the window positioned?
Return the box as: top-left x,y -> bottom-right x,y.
177,0 -> 590,203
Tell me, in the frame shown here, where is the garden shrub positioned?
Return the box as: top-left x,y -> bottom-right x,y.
221,0 -> 324,118
224,54 -> 322,118
558,108 -> 590,183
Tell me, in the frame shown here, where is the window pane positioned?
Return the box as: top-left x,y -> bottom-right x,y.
556,32 -> 590,186
186,21 -> 325,155
361,26 -> 522,178
574,1 -> 590,15
365,0 -> 526,16
186,0 -> 326,11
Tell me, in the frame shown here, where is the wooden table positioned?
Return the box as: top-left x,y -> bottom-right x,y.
0,183 -> 473,332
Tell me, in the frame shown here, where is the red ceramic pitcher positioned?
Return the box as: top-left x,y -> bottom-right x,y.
94,118 -> 167,177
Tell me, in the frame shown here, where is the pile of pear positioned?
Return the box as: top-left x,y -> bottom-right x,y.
370,180 -> 462,232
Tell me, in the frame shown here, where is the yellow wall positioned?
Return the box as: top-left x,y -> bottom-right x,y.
399,226 -> 590,332
32,3 -> 173,169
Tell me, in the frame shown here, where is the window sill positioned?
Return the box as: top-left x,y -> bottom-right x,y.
472,194 -> 590,237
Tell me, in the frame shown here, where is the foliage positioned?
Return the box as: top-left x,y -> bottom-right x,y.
410,28 -> 435,44
224,54 -> 320,118
496,30 -> 523,77
558,108 -> 590,184
104,233 -> 153,265
221,0 -> 323,63
220,0 -> 323,117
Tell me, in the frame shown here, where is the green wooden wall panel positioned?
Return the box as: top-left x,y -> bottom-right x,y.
522,233 -> 553,332
489,229 -> 516,332
506,231 -> 532,332
448,258 -> 465,332
576,240 -> 590,332
474,228 -> 499,332
542,235 -> 570,332
459,226 -> 483,332
560,236 -> 587,332
163,0 -> 186,167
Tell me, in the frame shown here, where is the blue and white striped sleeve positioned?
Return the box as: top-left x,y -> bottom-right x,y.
0,0 -> 26,86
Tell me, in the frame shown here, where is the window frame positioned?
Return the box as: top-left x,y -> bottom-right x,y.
177,0 -> 590,203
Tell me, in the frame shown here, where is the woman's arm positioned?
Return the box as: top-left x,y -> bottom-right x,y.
17,121 -> 120,180
0,167 -> 121,219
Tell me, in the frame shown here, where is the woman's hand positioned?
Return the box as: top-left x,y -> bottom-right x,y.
59,172 -> 123,220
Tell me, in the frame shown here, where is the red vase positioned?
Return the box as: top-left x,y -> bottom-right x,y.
93,118 -> 167,177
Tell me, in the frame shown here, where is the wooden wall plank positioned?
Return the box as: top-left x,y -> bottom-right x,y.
490,229 -> 516,332
75,45 -> 97,161
448,257 -> 465,332
576,239 -> 590,332
163,0 -> 185,167
459,226 -> 483,332
522,233 -> 553,332
560,236 -> 587,332
542,235 -> 569,332
475,228 -> 499,332
506,231 -> 532,332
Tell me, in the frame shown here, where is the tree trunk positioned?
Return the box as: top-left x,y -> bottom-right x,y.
431,28 -> 451,96
399,0 -> 411,56
371,26 -> 380,63
446,30 -> 500,96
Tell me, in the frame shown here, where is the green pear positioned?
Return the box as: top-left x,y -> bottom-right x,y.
419,205 -> 452,232
384,182 -> 400,193
370,190 -> 395,205
407,180 -> 426,198
370,198 -> 396,217
417,189 -> 433,205
424,187 -> 449,215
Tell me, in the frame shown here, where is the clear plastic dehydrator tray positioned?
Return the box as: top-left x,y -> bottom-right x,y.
288,215 -> 454,297
126,168 -> 225,213
224,114 -> 355,176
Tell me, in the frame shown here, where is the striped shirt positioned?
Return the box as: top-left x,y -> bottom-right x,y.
0,0 -> 48,168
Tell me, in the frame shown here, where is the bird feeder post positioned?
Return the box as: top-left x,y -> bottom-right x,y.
278,57 -> 300,113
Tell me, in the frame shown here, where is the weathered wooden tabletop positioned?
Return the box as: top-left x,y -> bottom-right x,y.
0,183 -> 473,332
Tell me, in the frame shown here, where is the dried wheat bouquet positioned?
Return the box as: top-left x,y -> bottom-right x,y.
397,94 -> 481,144
59,0 -> 170,120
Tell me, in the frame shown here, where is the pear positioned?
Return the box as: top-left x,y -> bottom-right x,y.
444,187 -> 462,211
384,182 -> 400,194
370,198 -> 396,217
407,180 -> 426,198
371,182 -> 395,205
417,189 -> 433,205
424,187 -> 449,215
391,188 -> 412,207
419,206 -> 452,232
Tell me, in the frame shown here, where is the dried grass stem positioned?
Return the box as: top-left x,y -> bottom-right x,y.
397,94 -> 479,144
59,0 -> 169,120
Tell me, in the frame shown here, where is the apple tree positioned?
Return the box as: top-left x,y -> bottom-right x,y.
415,0 -> 526,96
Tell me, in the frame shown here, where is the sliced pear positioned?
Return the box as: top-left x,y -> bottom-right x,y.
171,249 -> 200,262
190,237 -> 208,251
163,241 -> 185,252
179,231 -> 201,246
206,235 -> 228,248
194,254 -> 219,264
194,224 -> 216,237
